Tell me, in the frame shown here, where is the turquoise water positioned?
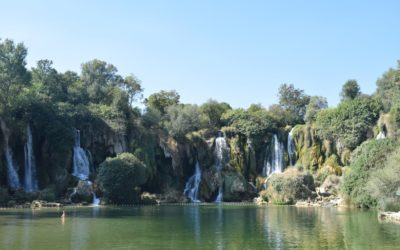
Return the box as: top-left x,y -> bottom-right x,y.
0,205 -> 399,249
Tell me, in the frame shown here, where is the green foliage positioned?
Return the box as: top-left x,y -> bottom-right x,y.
375,60 -> 400,112
264,168 -> 315,205
342,139 -> 398,208
165,104 -> 201,138
146,90 -> 180,116
0,39 -> 30,113
31,60 -> 69,102
340,79 -> 361,101
98,153 -> 148,204
388,103 -> 400,136
304,96 -> 328,123
221,107 -> 277,138
315,96 -> 382,149
277,83 -> 310,125
367,147 -> 400,211
200,99 -> 231,128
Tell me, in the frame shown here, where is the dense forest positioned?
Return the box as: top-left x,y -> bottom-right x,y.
1,38 -> 399,211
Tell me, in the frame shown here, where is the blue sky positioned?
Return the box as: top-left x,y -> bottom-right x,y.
1,1 -> 400,108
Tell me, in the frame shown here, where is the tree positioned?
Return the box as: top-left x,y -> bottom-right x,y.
315,96 -> 382,149
146,90 -> 180,115
375,61 -> 400,111
81,59 -> 122,104
200,99 -> 231,128
222,108 -> 277,138
98,153 -> 148,204
341,79 -> 361,101
165,104 -> 201,138
122,75 -> 143,105
277,84 -> 310,125
32,60 -> 68,101
0,39 -> 30,112
304,96 -> 328,123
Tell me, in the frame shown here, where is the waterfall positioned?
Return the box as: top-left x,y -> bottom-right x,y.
92,193 -> 100,206
263,134 -> 285,177
24,125 -> 38,192
1,120 -> 21,190
287,128 -> 296,166
73,129 -> 90,180
214,133 -> 228,202
4,147 -> 21,189
184,161 -> 202,202
376,131 -> 386,140
215,186 -> 223,203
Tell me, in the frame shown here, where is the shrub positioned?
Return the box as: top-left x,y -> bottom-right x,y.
315,96 -> 382,149
342,139 -> 398,207
366,147 -> 400,211
98,153 -> 148,204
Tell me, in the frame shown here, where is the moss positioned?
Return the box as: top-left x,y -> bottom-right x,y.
264,168 -> 315,205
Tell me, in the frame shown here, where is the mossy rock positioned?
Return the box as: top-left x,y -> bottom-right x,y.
223,172 -> 255,201
264,168 -> 316,205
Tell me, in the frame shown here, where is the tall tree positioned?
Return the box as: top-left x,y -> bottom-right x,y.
146,90 -> 180,116
0,39 -> 30,112
81,59 -> 122,104
277,83 -> 310,125
200,99 -> 231,128
340,79 -> 361,101
304,96 -> 328,123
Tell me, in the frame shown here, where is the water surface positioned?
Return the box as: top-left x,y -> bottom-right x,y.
0,205 -> 399,249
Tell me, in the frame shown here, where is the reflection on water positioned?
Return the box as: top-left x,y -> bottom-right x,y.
0,205 -> 399,250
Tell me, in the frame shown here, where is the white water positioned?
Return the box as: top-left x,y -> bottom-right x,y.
4,147 -> 21,189
184,161 -> 202,202
24,126 -> 38,192
287,128 -> 296,166
376,131 -> 386,140
92,193 -> 100,206
214,133 -> 228,202
215,186 -> 223,203
73,129 -> 90,180
263,134 -> 285,177
1,120 -> 21,190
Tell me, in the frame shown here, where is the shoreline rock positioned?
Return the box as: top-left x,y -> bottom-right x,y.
378,211 -> 400,223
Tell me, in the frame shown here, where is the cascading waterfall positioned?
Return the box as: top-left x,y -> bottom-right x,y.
214,132 -> 228,202
4,147 -> 21,189
73,129 -> 90,180
24,125 -> 38,192
287,128 -> 296,166
263,134 -> 285,177
1,120 -> 21,190
92,193 -> 100,206
184,161 -> 202,202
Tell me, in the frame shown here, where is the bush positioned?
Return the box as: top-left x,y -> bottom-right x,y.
98,153 -> 148,204
264,168 -> 315,205
342,139 -> 398,207
367,147 -> 400,211
315,96 -> 382,149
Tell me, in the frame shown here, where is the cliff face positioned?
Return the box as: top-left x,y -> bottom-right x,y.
1,114 -> 385,204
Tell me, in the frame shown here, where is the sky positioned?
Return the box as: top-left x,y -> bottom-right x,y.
1,0 -> 400,108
